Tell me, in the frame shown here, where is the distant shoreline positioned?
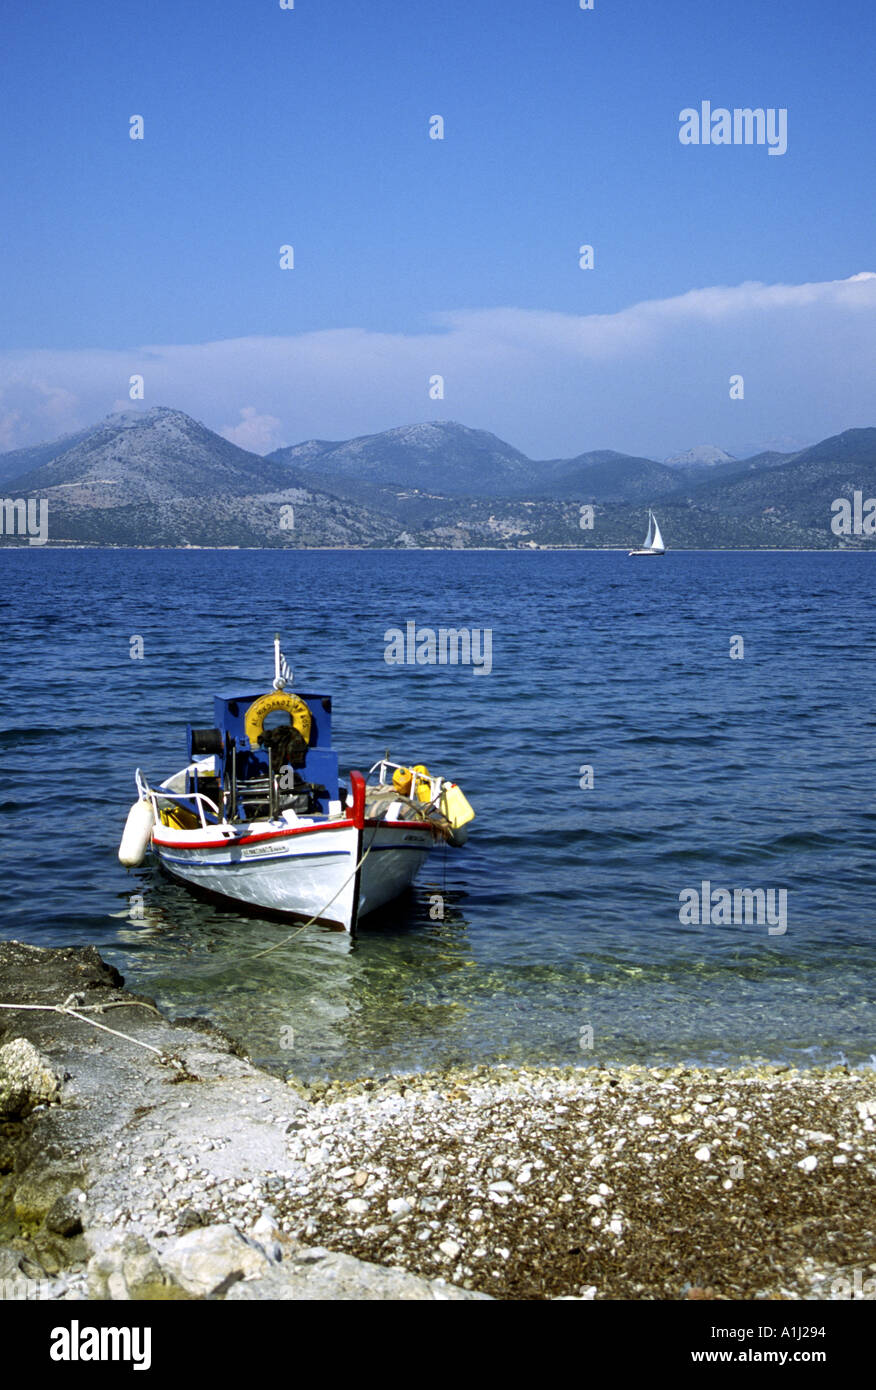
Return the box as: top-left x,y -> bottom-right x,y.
2,544 -> 875,555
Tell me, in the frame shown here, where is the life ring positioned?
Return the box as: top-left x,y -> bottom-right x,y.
244,691 -> 312,748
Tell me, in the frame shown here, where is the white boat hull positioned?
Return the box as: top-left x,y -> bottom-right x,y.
152,813 -> 436,932
153,820 -> 361,930
120,652 -> 472,936
358,820 -> 435,917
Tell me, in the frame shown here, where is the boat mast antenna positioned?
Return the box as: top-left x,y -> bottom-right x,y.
272,632 -> 288,690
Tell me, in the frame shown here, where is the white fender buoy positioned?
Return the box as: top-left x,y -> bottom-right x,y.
119,799 -> 154,867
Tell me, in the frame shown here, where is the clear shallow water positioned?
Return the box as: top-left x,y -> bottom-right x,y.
0,548 -> 873,1077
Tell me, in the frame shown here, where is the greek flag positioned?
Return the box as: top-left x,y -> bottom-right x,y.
279,650 -> 292,685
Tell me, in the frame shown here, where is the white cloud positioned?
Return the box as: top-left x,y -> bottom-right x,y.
1,272 -> 875,458
0,376 -> 82,451
219,406 -> 286,454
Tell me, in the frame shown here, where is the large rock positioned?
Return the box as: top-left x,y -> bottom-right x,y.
84,1224 -> 489,1301
45,1191 -> 85,1238
0,1039 -> 61,1119
87,1233 -> 186,1301
158,1224 -> 276,1297
225,1246 -> 491,1301
86,1224 -> 275,1300
12,1163 -> 84,1230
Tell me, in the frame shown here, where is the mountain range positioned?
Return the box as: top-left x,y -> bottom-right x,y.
1,406 -> 875,549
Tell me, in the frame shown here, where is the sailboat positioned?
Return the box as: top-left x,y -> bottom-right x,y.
628,508 -> 665,557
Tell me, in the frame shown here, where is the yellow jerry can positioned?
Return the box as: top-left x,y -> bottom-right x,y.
439,782 -> 475,831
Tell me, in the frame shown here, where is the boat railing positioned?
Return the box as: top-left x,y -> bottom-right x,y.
369,757 -> 405,785
147,787 -> 222,831
367,758 -> 444,809
136,768 -> 224,831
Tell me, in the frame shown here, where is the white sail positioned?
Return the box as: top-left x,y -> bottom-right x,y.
642,512 -> 654,549
650,513 -> 665,553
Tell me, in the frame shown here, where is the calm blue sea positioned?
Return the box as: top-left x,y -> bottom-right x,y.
0,548 -> 873,1077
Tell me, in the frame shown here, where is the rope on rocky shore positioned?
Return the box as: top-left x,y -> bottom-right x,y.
0,997 -> 186,1070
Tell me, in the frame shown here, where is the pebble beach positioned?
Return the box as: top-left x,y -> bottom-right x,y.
1,942 -> 874,1301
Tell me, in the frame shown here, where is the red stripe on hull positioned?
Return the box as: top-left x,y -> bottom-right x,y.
152,818 -> 355,852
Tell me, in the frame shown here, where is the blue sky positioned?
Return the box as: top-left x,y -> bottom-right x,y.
1,0 -> 875,459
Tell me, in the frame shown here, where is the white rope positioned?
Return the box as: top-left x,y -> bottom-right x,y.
0,999 -> 160,1017
0,831 -> 376,1059
0,819 -> 394,1072
0,998 -> 184,1068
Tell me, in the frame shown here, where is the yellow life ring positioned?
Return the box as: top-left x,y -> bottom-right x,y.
244,691 -> 312,748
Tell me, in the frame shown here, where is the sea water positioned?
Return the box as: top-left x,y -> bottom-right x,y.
0,548 -> 873,1078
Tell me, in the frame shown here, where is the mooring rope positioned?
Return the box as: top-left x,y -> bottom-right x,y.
0,997 -> 185,1068
0,811 -> 411,1069
247,829 -> 378,960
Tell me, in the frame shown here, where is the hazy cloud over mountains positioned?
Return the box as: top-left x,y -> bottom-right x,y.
1,272 -> 874,460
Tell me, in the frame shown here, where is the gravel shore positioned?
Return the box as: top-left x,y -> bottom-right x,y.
275,1064 -> 876,1299
1,941 -> 874,1300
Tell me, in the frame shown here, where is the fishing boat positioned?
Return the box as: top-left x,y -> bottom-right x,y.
628,508 -> 665,556
118,636 -> 474,934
